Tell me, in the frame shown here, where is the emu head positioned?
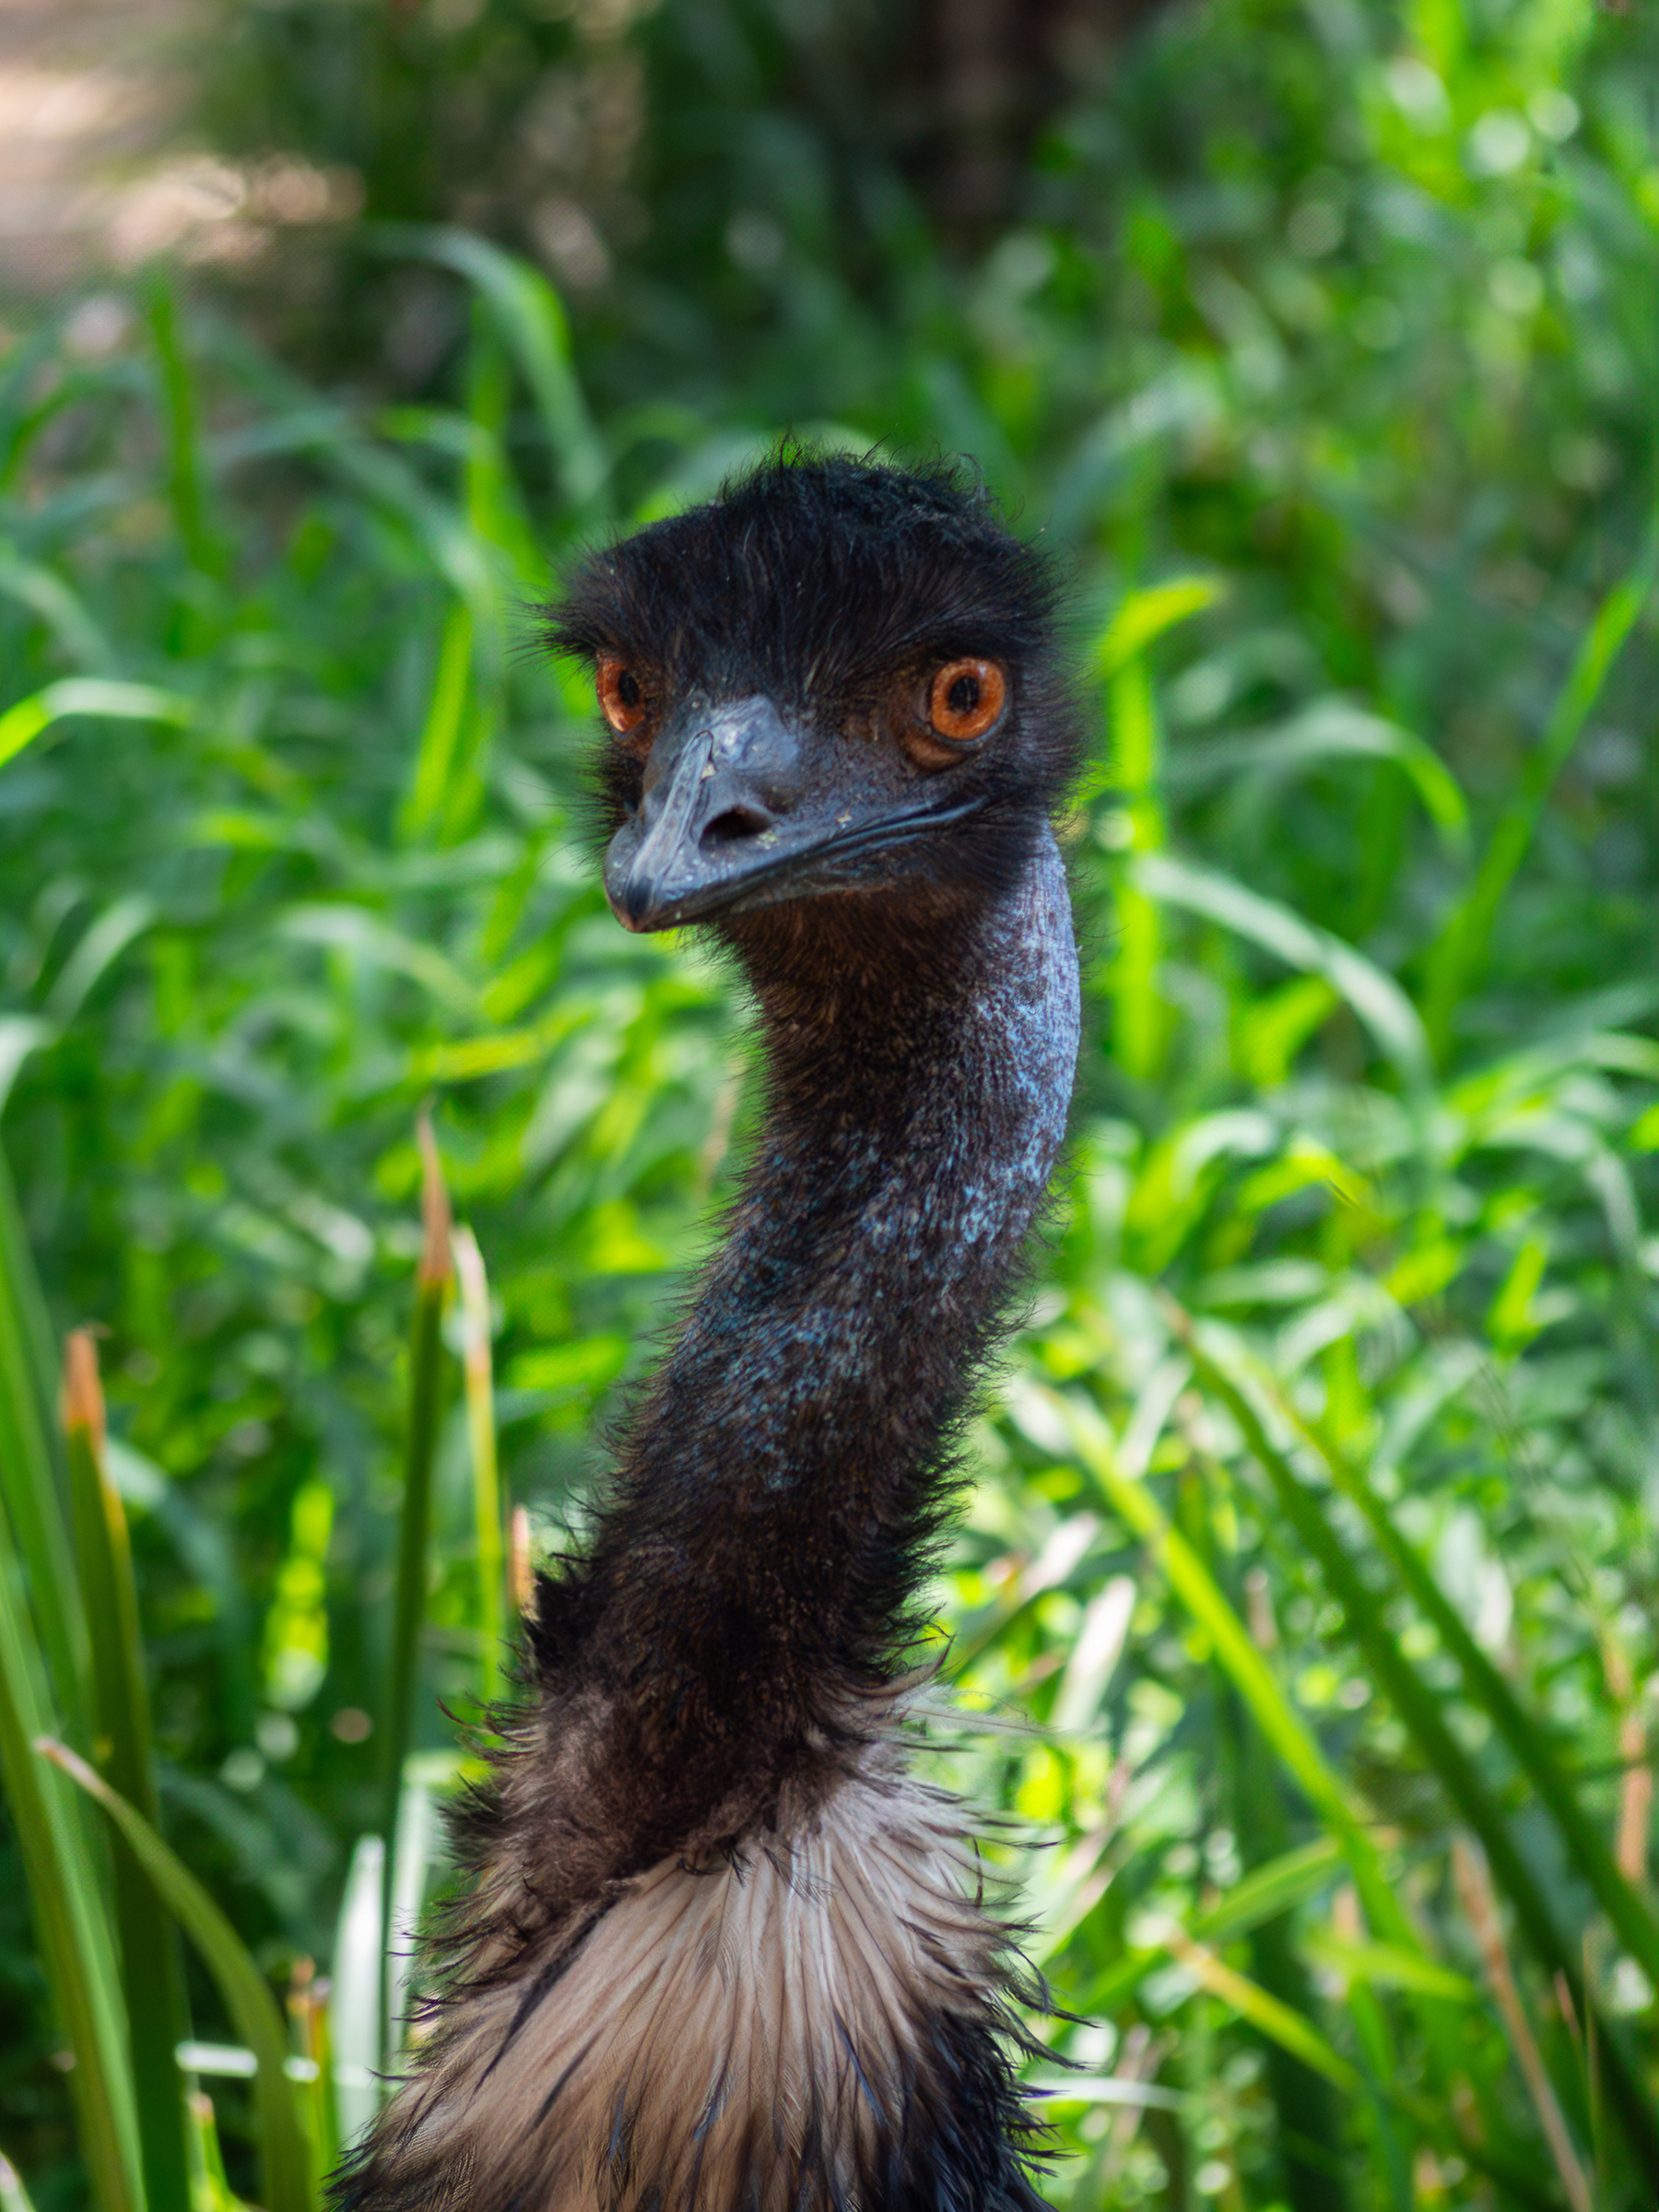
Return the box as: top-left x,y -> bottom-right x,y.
552,454 -> 1076,960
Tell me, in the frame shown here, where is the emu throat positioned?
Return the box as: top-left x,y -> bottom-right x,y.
666,826 -> 1078,1496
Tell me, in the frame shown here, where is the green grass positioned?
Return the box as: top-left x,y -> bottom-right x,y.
0,0 -> 1654,2199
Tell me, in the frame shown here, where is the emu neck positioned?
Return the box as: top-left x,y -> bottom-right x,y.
692,828 -> 1079,1495
573,830 -> 1077,1846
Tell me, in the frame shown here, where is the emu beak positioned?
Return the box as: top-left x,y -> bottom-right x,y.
604,695 -> 993,933
604,696 -> 814,932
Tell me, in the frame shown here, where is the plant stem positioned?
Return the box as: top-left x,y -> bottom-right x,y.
379,1116 -> 452,2073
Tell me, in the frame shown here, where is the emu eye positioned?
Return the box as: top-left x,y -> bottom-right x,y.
928,659 -> 1005,744
597,657 -> 646,736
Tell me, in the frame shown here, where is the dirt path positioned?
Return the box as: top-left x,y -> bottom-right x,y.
0,0 -> 190,301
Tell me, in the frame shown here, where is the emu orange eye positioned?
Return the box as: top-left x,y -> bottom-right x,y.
928,659 -> 1005,744
597,657 -> 646,735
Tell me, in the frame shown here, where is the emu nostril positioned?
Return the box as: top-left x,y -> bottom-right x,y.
702,804 -> 776,844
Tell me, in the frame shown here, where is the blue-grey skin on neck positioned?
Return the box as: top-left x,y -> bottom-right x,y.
617,824 -> 1078,1569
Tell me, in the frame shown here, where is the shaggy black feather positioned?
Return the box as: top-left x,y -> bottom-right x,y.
333,452 -> 1081,2212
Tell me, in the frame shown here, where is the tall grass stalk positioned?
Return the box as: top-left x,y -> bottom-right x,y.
63,1333 -> 194,2212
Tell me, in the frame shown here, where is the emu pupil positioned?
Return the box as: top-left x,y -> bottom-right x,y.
336,453 -> 1082,2212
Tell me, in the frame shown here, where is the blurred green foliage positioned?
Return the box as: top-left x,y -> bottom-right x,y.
0,0 -> 1655,2204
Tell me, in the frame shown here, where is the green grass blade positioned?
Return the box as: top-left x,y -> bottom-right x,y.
1198,1838 -> 1344,1944
1160,1929 -> 1359,2092
0,681 -> 194,776
1227,1658 -> 1354,2212
463,312 -> 544,589
452,1227 -> 504,1709
370,227 -> 608,511
1454,1837 -> 1593,2212
1421,527 -> 1659,1059
0,1144 -> 89,1737
1095,577 -> 1225,679
1042,1381 -> 1518,2160
1302,1934 -> 1475,2003
39,1740 -> 315,2212
1046,1386 -> 1418,1952
1347,1993 -> 1412,2212
1088,1838 -> 1344,2011
146,278 -> 219,586
1092,1827 -> 1559,2208
1180,1330 -> 1659,2176
381,1117 -> 453,2065
0,537 -> 116,676
189,341 -> 507,677
64,1334 -> 194,2212
0,1148 -> 57,1440
1107,656 -> 1169,1081
0,2149 -> 36,2212
1138,851 -> 1434,1102
1167,700 -> 1469,853
0,1529 -> 137,2210
398,605 -> 474,844
1383,2100 -> 1565,2212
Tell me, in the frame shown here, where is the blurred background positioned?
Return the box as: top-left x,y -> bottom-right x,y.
0,0 -> 1655,2206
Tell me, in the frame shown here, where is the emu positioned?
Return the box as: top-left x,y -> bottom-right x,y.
337,453 -> 1082,2212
